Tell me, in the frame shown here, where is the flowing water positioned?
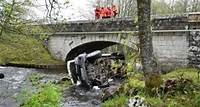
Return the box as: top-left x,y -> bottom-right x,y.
0,66 -> 104,107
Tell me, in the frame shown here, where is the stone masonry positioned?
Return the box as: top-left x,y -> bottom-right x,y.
47,13 -> 200,68
188,31 -> 200,67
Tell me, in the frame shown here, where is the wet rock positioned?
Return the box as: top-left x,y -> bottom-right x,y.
160,64 -> 176,73
93,86 -> 100,90
102,79 -> 124,100
57,77 -> 71,84
61,77 -> 70,81
128,96 -> 150,107
0,97 -> 17,107
0,73 -> 4,79
63,86 -> 102,107
135,63 -> 143,71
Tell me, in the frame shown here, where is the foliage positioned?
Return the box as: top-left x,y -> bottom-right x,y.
160,77 -> 196,96
120,73 -> 145,96
152,0 -> 171,15
103,68 -> 200,107
102,95 -> 128,107
162,68 -> 200,84
126,63 -> 134,73
194,93 -> 200,107
29,73 -> 45,86
21,83 -> 62,107
145,73 -> 163,90
0,33 -> 62,65
16,88 -> 35,106
0,0 -> 32,37
145,97 -> 164,107
18,74 -> 71,107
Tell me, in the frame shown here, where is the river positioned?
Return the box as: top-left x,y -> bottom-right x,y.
0,66 -> 103,107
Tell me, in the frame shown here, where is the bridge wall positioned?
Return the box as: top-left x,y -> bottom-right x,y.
153,32 -> 189,67
47,13 -> 200,69
48,32 -> 189,67
48,32 -> 138,61
45,18 -> 137,32
45,15 -> 191,32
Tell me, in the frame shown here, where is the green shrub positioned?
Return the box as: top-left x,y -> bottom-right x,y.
126,63 -> 134,73
121,74 -> 145,96
194,93 -> 200,107
123,68 -> 200,107
29,73 -> 44,86
162,68 -> 200,84
102,95 -> 128,107
22,83 -> 62,107
145,73 -> 163,90
145,97 -> 164,107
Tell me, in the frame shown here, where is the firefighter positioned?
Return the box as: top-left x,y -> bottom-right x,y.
94,5 -> 118,19
106,7 -> 112,18
95,6 -> 101,19
101,7 -> 107,18
111,5 -> 118,17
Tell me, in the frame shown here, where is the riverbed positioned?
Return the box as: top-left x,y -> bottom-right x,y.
0,66 -> 67,107
0,66 -> 104,107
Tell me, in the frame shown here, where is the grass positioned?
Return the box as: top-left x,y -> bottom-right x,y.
17,72 -> 72,107
102,95 -> 128,107
29,73 -> 45,86
162,68 -> 200,84
21,83 -> 62,107
103,67 -> 200,107
0,33 -> 62,65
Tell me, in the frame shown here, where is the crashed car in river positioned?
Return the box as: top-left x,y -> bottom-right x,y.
67,50 -> 126,88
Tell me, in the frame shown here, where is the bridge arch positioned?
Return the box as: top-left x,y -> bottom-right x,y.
47,32 -> 138,62
65,41 -> 135,61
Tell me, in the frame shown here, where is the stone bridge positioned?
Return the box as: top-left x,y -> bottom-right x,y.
47,13 -> 200,68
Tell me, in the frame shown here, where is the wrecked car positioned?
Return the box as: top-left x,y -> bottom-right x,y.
67,50 -> 126,88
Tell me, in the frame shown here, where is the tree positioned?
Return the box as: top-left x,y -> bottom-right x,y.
190,0 -> 200,12
0,0 -> 32,37
174,0 -> 189,13
137,0 -> 160,88
151,0 -> 171,15
44,0 -> 69,22
117,0 -> 137,18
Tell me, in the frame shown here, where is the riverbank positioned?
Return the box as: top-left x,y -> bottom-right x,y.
0,66 -> 69,107
103,68 -> 200,107
0,33 -> 63,66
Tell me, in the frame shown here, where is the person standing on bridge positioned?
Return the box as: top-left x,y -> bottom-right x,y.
95,6 -> 101,19
111,5 -> 118,17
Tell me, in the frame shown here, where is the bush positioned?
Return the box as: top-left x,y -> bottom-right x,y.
29,73 -> 44,86
121,74 -> 145,96
194,93 -> 200,107
104,68 -> 200,107
103,95 -> 128,107
21,83 -> 62,107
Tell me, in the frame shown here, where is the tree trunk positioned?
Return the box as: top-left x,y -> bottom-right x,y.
137,0 -> 161,89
